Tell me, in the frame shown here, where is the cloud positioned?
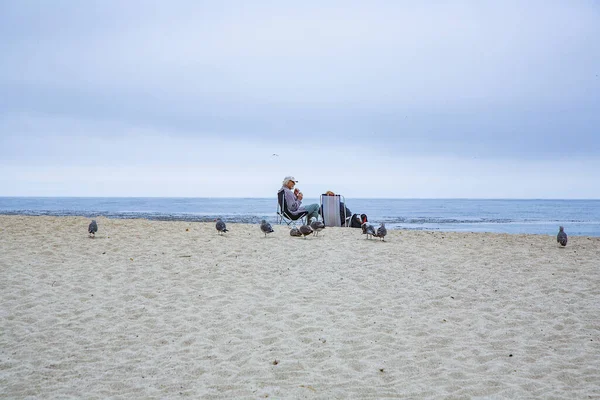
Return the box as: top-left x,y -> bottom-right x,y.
0,1 -> 599,197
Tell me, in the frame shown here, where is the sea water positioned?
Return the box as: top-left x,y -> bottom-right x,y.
1,197 -> 599,236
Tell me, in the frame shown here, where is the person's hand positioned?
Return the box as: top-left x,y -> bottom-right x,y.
297,192 -> 303,200
294,188 -> 299,195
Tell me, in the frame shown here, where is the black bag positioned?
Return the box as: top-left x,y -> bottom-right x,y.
350,213 -> 364,228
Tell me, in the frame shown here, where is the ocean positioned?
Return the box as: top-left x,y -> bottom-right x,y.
1,197 -> 599,237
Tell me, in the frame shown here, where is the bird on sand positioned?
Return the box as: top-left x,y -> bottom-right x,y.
260,219 -> 274,237
215,218 -> 228,235
360,214 -> 376,239
310,220 -> 325,236
299,225 -> 313,238
362,221 -> 376,239
290,227 -> 303,237
88,220 -> 98,238
557,226 -> 567,247
375,223 -> 387,241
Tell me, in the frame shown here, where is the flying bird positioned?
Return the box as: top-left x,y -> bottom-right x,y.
272,153 -> 279,157
310,220 -> 325,236
299,225 -> 313,238
215,218 -> 228,235
375,223 -> 387,241
557,226 -> 567,247
88,220 -> 98,238
290,227 -> 303,237
260,219 -> 274,237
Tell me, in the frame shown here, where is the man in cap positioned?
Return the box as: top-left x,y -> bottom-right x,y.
280,176 -> 320,224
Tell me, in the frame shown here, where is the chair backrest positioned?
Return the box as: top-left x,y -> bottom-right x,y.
320,194 -> 344,227
277,189 -> 307,222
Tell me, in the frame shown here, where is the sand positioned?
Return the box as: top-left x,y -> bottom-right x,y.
1,215 -> 599,399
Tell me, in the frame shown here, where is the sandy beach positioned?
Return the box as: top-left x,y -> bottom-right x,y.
1,215 -> 599,399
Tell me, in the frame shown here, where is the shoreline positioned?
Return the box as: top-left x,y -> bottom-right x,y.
0,213 -> 597,237
2,215 -> 599,398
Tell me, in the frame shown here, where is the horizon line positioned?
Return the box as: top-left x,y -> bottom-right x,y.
1,196 -> 599,201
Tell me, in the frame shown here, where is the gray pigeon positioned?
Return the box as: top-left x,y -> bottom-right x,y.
215,218 -> 228,235
362,221 -> 376,239
260,219 -> 274,237
557,226 -> 567,247
290,227 -> 303,237
310,220 -> 325,236
375,223 -> 387,241
88,219 -> 98,238
298,224 -> 313,238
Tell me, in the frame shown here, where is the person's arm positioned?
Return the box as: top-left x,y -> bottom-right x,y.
283,188 -> 302,212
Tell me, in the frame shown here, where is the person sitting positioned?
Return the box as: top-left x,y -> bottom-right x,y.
321,190 -> 352,226
280,176 -> 321,224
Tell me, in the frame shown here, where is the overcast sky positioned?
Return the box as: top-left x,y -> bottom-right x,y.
1,1 -> 599,198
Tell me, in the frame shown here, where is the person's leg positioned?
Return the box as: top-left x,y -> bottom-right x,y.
303,203 -> 320,224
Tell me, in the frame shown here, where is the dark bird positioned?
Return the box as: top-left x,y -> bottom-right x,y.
88,220 -> 98,238
310,220 -> 325,236
299,225 -> 313,238
290,227 -> 303,237
375,223 -> 387,241
557,226 -> 567,247
215,218 -> 228,235
260,219 -> 274,237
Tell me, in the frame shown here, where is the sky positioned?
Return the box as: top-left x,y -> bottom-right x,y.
1,0 -> 599,198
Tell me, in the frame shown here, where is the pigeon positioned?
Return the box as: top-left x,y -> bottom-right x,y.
298,224 -> 313,238
260,219 -> 274,237
290,227 -> 303,237
557,226 -> 567,247
215,218 -> 228,235
375,223 -> 387,241
88,219 -> 98,238
310,220 -> 325,236
362,221 -> 376,239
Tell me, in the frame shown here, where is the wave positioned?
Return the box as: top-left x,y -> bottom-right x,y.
0,209 -> 276,224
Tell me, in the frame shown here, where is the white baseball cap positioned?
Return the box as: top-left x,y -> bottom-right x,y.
282,176 -> 298,185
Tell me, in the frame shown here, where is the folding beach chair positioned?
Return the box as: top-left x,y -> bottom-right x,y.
277,189 -> 308,226
320,194 -> 350,227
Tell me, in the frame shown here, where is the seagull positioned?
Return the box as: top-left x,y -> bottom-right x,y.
557,226 -> 567,247
310,220 -> 325,236
375,223 -> 387,241
215,218 -> 228,235
260,219 -> 274,237
299,224 -> 313,238
290,227 -> 303,237
88,220 -> 98,238
362,221 -> 376,239
272,153 -> 279,157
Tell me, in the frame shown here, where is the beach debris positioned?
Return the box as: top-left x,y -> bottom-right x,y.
215,218 -> 228,235
310,220 -> 325,236
186,228 -> 189,232
361,221 -> 376,239
290,227 -> 302,237
260,220 -> 274,237
300,385 -> 316,392
557,226 -> 567,247
299,225 -> 313,238
375,223 -> 387,241
88,219 -> 98,238
272,359 -> 279,365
